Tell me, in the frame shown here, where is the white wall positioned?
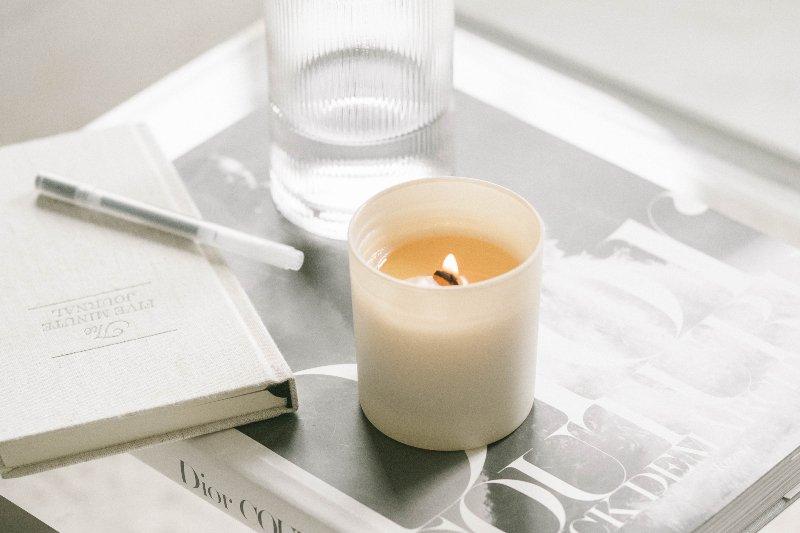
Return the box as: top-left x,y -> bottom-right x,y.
0,0 -> 262,144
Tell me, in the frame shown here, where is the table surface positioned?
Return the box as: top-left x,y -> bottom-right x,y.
2,20 -> 800,533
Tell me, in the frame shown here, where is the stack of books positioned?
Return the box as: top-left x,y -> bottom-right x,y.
3,91 -> 798,532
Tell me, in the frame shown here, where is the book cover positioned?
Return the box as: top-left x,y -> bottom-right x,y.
0,125 -> 296,478
137,94 -> 800,532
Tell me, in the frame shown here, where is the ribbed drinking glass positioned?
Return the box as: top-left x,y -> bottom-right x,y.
265,0 -> 454,145
265,0 -> 454,239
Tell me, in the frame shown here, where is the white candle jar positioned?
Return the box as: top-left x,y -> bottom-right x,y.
348,178 -> 544,450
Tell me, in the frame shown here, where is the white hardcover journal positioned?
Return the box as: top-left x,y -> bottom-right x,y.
0,125 -> 296,478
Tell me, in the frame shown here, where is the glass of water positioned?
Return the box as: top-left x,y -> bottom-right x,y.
265,0 -> 454,145
265,0 -> 454,239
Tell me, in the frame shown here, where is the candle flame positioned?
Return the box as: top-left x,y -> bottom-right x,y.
442,253 -> 459,276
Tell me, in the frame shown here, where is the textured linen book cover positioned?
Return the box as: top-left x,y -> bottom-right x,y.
137,95 -> 800,533
0,126 -> 296,479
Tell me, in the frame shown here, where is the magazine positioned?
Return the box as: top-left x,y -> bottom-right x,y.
136,93 -> 800,532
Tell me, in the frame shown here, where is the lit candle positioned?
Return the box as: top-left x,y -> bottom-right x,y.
348,177 -> 543,450
374,234 -> 521,287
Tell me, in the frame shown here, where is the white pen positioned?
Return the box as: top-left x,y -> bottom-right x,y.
35,173 -> 304,271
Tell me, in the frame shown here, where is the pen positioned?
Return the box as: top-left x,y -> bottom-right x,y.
35,173 -> 304,271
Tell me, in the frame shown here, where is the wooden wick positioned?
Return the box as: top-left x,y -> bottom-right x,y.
433,270 -> 460,286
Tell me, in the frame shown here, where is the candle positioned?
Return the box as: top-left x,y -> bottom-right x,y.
348,177 -> 543,450
373,233 -> 521,286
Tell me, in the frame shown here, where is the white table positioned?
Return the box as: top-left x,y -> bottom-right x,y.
2,20 -> 799,533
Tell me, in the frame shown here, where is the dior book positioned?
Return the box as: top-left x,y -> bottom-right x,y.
0,125 -> 296,478
137,96 -> 800,532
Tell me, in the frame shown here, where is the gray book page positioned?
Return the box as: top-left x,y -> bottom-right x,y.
175,93 -> 800,532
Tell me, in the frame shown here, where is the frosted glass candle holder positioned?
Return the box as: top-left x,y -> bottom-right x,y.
348,178 -> 544,450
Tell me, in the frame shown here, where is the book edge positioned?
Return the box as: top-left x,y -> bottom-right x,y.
1,400 -> 295,479
134,437 -> 335,533
697,446 -> 800,532
134,429 -> 406,532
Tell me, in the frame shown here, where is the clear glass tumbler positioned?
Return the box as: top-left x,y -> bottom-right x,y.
265,0 -> 454,239
265,0 -> 454,145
